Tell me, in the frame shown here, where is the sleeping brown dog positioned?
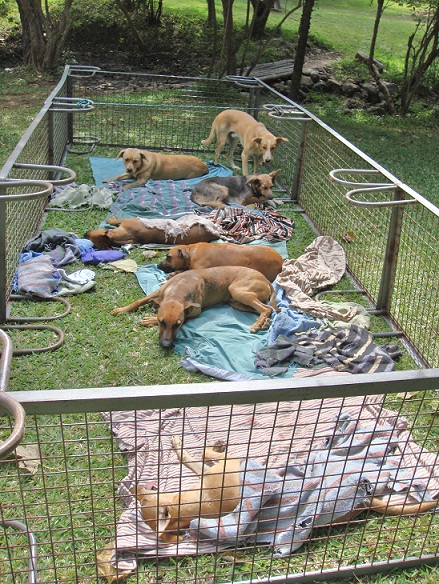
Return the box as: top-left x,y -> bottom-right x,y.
158,241 -> 283,282
190,170 -> 281,209
111,265 -> 280,348
103,147 -> 209,189
133,436 -> 241,544
84,215 -> 219,249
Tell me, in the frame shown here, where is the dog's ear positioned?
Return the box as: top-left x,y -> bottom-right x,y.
156,506 -> 172,536
252,137 -> 263,146
178,248 -> 190,263
184,302 -> 202,317
270,169 -> 282,179
115,149 -> 125,160
275,137 -> 289,144
148,296 -> 161,311
140,151 -> 147,161
246,176 -> 261,188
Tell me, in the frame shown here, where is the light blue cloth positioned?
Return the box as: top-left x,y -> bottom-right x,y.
133,265 -> 315,380
268,283 -> 318,344
90,157 -> 232,189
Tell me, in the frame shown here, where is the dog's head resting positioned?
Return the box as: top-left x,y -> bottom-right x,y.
132,486 -> 174,538
156,298 -> 201,348
158,247 -> 190,273
246,169 -> 282,202
116,148 -> 149,176
84,228 -> 112,250
252,135 -> 288,165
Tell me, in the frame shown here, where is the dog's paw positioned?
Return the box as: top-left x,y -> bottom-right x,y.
110,307 -> 125,316
212,440 -> 226,453
171,436 -> 182,450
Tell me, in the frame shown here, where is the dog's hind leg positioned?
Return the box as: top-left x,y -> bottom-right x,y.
172,436 -> 210,476
228,287 -> 279,333
226,135 -> 240,170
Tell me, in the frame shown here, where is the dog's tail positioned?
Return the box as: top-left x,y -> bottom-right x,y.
269,286 -> 281,312
201,126 -> 216,146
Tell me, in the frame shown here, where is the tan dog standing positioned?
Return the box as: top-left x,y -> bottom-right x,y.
84,215 -> 218,249
202,109 -> 288,175
133,436 -> 241,544
103,147 -> 208,189
158,241 -> 284,282
111,265 -> 280,348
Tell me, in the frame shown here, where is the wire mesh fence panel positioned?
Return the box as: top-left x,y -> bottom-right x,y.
1,66 -> 439,583
1,383 -> 439,583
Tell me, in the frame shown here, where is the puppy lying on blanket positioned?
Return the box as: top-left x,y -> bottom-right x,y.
103,147 -> 209,190
190,170 -> 281,209
111,265 -> 280,348
133,437 -> 242,544
158,241 -> 284,282
84,215 -> 219,249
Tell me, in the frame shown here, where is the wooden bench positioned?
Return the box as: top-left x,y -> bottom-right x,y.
239,59 -> 294,81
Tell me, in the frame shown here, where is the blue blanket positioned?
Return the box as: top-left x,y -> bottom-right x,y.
90,158 -> 233,217
135,266 -> 317,380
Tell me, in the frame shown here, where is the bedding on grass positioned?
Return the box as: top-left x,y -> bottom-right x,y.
102,390 -> 439,572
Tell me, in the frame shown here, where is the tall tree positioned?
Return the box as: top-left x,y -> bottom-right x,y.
16,0 -> 73,73
250,0 -> 276,38
362,0 -> 396,114
219,0 -> 237,76
400,1 -> 439,114
289,0 -> 315,101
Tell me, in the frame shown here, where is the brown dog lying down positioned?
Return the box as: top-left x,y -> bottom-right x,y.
202,109 -> 288,175
190,169 -> 281,209
158,241 -> 283,282
133,436 -> 241,544
103,147 -> 209,190
84,215 -> 219,249
111,265 -> 280,348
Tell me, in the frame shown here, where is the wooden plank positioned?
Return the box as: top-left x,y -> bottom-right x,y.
239,59 -> 294,81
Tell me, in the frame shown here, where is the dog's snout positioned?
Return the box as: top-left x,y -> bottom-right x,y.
159,337 -> 174,349
158,262 -> 173,273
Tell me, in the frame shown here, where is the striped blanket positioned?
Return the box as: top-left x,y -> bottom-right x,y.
102,373 -> 439,573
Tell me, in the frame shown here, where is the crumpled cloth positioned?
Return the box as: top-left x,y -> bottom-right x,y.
22,228 -> 81,266
255,325 -> 401,376
48,183 -> 116,209
276,236 -> 358,320
191,412 -> 435,556
101,392 -> 439,572
197,205 -> 294,243
137,214 -> 220,242
80,249 -> 126,265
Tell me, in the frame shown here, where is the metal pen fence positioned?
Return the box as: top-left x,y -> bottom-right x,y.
0,64 -> 439,583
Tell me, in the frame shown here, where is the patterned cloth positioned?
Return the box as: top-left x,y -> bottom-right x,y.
190,412 -> 435,556
276,236 -> 357,320
196,204 -> 294,243
101,379 -> 439,572
254,325 -> 402,376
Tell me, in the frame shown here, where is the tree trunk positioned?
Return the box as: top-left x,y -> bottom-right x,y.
16,0 -> 73,73
206,0 -> 216,26
289,0 -> 315,102
220,0 -> 237,76
400,5 -> 439,115
250,0 -> 275,38
365,0 -> 396,114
